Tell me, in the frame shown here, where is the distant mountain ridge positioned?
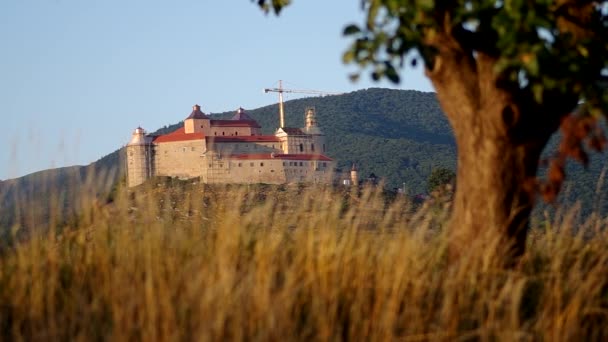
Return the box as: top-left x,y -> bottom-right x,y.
2,88 -> 607,232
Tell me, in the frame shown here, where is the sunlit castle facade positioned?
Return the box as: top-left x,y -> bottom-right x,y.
126,105 -> 335,187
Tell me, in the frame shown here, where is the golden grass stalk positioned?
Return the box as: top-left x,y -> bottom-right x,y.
0,179 -> 606,341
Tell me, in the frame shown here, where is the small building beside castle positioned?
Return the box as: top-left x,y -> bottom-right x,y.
126,105 -> 335,187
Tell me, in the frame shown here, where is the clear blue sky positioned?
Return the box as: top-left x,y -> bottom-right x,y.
0,0 -> 433,180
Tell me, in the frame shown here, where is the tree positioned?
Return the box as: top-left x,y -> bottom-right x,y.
428,168 -> 456,193
256,0 -> 608,261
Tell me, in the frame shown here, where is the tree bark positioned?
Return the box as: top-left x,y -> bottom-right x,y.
423,40 -> 561,262
448,118 -> 546,260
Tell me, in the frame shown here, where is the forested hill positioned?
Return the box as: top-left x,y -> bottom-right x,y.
2,88 -> 608,232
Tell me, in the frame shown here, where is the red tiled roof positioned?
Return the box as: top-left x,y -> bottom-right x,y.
228,153 -> 333,161
153,127 -> 204,143
210,120 -> 261,128
206,135 -> 281,143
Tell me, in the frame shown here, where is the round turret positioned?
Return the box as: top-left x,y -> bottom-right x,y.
127,126 -> 153,187
128,127 -> 148,145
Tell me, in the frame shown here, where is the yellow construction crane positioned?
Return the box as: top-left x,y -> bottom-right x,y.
264,80 -> 342,128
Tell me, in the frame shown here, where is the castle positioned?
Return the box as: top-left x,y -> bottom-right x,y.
126,105 -> 335,187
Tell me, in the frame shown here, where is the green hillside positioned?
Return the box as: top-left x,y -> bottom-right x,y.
2,88 -> 608,233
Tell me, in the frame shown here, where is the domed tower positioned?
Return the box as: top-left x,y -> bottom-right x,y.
350,163 -> 359,187
127,127 -> 154,187
303,107 -> 326,154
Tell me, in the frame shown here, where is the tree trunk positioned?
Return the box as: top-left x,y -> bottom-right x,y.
448,115 -> 546,261
423,30 -> 569,265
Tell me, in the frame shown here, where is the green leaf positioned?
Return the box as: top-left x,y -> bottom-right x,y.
385,62 -> 400,83
343,24 -> 361,36
342,50 -> 356,64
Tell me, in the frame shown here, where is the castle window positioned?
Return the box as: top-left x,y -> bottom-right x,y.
200,125 -> 204,128
191,147 -> 195,151
183,147 -> 187,152
299,162 -> 303,166
214,132 -> 217,136
311,144 -> 315,152
235,132 -> 238,136
250,162 -> 254,167
238,163 -> 242,167
299,143 -> 303,152
283,162 -> 286,166
222,132 -> 225,136
260,162 -> 264,167
322,162 -> 327,167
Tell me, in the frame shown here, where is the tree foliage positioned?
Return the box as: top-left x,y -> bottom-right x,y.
428,167 -> 456,193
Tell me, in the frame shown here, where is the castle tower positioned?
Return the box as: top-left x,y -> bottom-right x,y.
350,163 -> 359,187
184,104 -> 210,134
305,107 -> 317,129
127,127 -> 153,187
303,107 -> 326,154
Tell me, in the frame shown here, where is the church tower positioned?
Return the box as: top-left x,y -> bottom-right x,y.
127,127 -> 153,187
303,107 -> 326,154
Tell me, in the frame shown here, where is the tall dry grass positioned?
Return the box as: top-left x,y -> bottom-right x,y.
0,179 -> 607,341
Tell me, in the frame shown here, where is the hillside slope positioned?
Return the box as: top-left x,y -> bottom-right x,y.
0,149 -> 123,234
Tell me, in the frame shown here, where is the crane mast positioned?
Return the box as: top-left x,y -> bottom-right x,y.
264,80 -> 342,128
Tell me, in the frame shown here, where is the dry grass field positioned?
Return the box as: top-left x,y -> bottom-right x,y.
0,179 -> 607,341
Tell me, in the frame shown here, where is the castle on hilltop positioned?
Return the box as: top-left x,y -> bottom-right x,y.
126,105 -> 335,187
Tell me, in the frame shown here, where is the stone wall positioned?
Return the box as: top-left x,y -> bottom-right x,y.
154,140 -> 206,179
283,159 -> 334,183
281,136 -> 316,154
211,142 -> 282,155
202,156 -> 335,184
201,157 -> 286,184
184,118 -> 260,137
208,126 -> 259,137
